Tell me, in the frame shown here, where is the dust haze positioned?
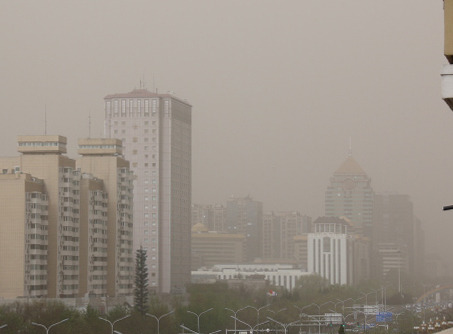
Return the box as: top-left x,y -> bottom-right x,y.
0,1 -> 452,265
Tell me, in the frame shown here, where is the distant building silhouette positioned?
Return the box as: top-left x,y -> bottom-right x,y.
225,196 -> 263,262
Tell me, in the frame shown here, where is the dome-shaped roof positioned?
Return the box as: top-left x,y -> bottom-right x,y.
334,156 -> 367,176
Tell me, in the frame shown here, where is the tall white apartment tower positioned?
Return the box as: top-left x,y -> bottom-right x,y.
104,88 -> 192,293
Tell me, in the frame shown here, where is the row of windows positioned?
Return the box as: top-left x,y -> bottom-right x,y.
79,144 -> 120,149
19,141 -> 60,147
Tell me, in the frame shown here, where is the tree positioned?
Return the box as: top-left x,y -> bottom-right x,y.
134,246 -> 149,315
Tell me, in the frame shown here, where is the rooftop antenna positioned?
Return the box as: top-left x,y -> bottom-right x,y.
348,137 -> 352,156
88,111 -> 91,138
44,104 -> 47,135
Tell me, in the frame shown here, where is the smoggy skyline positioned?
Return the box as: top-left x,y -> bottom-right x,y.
1,1 -> 452,262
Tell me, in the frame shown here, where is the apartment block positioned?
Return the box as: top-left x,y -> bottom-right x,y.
77,138 -> 134,297
0,135 -> 134,299
0,172 -> 48,298
78,174 -> 108,297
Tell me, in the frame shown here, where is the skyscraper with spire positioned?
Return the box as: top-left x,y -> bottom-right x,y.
325,154 -> 374,238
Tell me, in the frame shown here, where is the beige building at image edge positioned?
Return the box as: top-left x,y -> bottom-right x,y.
0,135 -> 134,299
0,173 -> 48,299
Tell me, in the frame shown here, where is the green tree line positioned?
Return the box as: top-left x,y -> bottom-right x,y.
0,276 -> 446,334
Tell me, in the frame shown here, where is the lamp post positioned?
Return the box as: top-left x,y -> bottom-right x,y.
335,298 -> 353,314
0,325 -> 7,330
294,304 -> 319,316
225,306 -> 250,333
267,308 -> 287,316
99,315 -> 131,334
320,301 -> 335,312
31,319 -> 68,334
267,316 -> 300,334
147,310 -> 174,334
244,304 -> 270,325
299,313 -> 322,334
187,308 -> 213,334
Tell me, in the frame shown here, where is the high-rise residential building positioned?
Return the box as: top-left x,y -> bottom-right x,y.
0,172 -> 48,299
0,136 -> 81,298
104,88 -> 192,293
372,193 -> 424,282
191,203 -> 226,232
78,173 -> 108,297
77,138 -> 134,297
262,211 -> 311,261
225,196 -> 263,262
325,154 -> 374,238
262,212 -> 280,260
0,135 -> 134,300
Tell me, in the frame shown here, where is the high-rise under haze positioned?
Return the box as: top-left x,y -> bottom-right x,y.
325,154 -> 374,238
225,196 -> 263,262
77,138 -> 134,297
0,135 -> 134,299
104,88 -> 192,293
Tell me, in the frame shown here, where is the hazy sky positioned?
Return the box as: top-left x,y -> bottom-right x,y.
1,1 -> 451,261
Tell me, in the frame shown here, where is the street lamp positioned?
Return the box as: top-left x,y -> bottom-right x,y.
320,301 -> 335,311
299,313 -> 322,334
225,306 -> 250,333
267,316 -> 300,334
243,304 -> 270,325
335,298 -> 353,314
147,310 -> 174,334
99,315 -> 131,334
0,325 -> 7,330
267,308 -> 287,316
187,308 -> 213,334
31,319 -> 69,334
294,304 -> 318,316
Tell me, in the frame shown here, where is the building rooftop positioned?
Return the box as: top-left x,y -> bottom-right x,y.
334,156 -> 367,176
104,88 -> 191,106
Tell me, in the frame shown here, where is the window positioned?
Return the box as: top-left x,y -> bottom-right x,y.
121,100 -> 126,115
129,100 -> 134,116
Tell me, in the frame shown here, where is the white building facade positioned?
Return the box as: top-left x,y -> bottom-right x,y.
307,217 -> 353,285
192,264 -> 310,291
